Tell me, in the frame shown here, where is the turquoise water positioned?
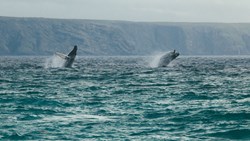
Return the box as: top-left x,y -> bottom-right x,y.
0,56 -> 249,140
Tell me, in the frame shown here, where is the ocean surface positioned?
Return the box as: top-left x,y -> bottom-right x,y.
0,56 -> 249,140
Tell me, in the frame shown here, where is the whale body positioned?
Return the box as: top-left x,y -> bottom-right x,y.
158,50 -> 179,67
55,45 -> 77,68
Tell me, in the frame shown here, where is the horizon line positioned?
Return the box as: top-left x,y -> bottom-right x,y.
1,15 -> 250,24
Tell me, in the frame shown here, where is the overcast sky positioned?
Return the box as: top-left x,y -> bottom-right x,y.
0,0 -> 250,23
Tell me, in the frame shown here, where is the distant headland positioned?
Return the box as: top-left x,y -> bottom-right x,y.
1,16 -> 250,56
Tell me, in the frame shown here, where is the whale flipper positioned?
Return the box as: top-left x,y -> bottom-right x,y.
55,52 -> 70,60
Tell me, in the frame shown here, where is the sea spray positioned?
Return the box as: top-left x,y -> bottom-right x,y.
44,55 -> 65,68
149,51 -> 180,68
148,52 -> 167,68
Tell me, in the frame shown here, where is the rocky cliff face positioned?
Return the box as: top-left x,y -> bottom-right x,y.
1,17 -> 250,56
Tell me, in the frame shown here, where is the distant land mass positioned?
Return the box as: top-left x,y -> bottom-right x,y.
1,16 -> 250,56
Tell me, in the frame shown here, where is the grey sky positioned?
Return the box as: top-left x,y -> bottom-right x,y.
0,0 -> 250,22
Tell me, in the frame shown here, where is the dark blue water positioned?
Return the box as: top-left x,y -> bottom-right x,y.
0,56 -> 249,140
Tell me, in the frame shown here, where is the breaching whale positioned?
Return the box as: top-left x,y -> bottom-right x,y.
55,45 -> 77,67
158,50 -> 179,67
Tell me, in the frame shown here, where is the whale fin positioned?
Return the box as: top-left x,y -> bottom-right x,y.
55,52 -> 70,60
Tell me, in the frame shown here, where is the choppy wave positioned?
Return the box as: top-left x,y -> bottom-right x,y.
0,56 -> 249,140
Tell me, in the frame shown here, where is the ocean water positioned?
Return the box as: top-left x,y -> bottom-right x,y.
0,56 -> 249,140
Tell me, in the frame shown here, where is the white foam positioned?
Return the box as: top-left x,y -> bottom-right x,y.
148,52 -> 166,68
42,113 -> 114,123
44,55 -> 65,68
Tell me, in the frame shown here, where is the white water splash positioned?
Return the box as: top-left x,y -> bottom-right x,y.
148,52 -> 166,68
44,55 -> 65,68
